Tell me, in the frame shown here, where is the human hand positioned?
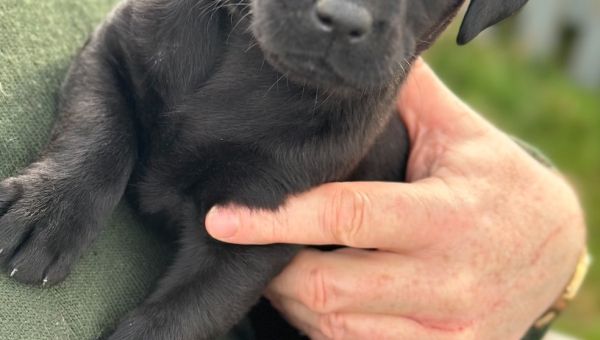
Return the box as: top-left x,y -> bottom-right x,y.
205,59 -> 587,339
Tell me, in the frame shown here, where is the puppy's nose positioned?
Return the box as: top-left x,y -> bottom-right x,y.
314,0 -> 373,41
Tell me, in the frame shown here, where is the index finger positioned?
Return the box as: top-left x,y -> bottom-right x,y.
206,179 -> 458,250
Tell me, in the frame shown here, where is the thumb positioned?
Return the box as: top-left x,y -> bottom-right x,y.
398,58 -> 490,143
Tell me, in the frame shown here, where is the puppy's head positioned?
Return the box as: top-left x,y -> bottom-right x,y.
235,0 -> 529,91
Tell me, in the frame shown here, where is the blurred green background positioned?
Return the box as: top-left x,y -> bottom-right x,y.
424,13 -> 600,339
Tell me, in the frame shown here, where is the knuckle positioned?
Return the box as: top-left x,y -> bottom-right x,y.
302,266 -> 336,313
322,186 -> 369,246
439,269 -> 479,315
319,312 -> 348,340
440,188 -> 481,234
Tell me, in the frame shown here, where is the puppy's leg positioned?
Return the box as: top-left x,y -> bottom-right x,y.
0,41 -> 136,285
108,213 -> 299,340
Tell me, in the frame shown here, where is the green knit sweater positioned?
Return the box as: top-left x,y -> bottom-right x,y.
0,1 -> 180,339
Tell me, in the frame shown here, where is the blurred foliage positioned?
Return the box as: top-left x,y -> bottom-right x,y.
424,25 -> 600,339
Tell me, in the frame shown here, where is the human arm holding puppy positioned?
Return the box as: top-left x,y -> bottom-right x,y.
206,60 -> 587,339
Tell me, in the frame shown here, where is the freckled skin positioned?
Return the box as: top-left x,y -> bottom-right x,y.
0,0 -> 530,338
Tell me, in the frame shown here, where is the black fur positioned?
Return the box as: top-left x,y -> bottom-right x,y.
0,0 -> 527,338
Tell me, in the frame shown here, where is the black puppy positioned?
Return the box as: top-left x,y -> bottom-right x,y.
0,0 -> 528,339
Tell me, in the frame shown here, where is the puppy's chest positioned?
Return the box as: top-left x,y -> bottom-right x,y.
136,87 -> 385,211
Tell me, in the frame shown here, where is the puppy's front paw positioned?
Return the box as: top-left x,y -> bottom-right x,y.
0,175 -> 93,286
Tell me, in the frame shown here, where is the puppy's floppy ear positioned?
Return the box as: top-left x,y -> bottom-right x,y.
457,0 -> 528,45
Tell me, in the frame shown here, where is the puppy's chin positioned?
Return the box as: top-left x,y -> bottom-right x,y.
260,45 -> 404,95
262,49 -> 352,90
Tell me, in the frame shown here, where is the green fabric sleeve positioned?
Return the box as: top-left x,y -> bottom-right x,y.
512,137 -> 555,169
0,1 -> 172,339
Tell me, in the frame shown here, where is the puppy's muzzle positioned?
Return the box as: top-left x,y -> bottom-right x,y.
253,0 -> 395,91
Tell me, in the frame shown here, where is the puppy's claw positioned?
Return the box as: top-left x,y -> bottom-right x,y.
42,277 -> 48,287
9,268 -> 18,277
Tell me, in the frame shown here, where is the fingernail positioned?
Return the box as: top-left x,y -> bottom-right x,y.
206,206 -> 240,239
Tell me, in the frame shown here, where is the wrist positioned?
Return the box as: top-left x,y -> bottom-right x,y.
523,248 -> 591,340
